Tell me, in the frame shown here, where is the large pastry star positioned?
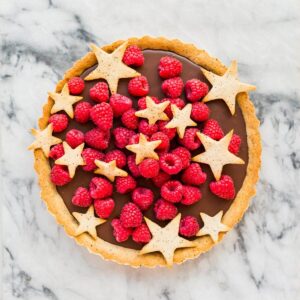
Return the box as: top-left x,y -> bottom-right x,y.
140,214 -> 196,266
165,104 -> 196,138
201,61 -> 256,115
84,42 -> 140,94
126,133 -> 161,164
55,142 -> 85,178
197,211 -> 230,243
28,124 -> 62,157
192,130 -> 244,181
48,84 -> 82,118
94,159 -> 128,182
72,205 -> 106,240
135,96 -> 170,125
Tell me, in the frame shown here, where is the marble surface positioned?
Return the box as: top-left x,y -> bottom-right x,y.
1,0 -> 300,299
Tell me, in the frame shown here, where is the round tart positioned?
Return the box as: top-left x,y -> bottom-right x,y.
29,37 -> 261,267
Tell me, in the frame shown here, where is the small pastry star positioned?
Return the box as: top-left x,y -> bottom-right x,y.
165,104 -> 196,138
48,84 -> 82,118
28,124 -> 62,157
201,61 -> 256,115
94,159 -> 128,182
135,96 -> 170,125
72,205 -> 106,239
197,211 -> 230,243
192,130 -> 244,181
84,42 -> 140,94
126,133 -> 161,164
140,214 -> 196,266
55,142 -> 85,178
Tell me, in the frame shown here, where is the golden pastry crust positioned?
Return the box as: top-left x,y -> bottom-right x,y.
33,36 -> 261,267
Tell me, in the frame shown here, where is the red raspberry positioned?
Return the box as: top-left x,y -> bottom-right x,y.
191,102 -> 210,122
158,56 -> 182,79
154,199 -> 178,221
158,121 -> 176,140
138,120 -> 158,136
132,223 -> 151,243
109,94 -> 133,117
68,77 -> 84,95
74,102 -> 92,123
132,187 -> 154,211
111,219 -> 132,242
185,79 -> 209,102
128,76 -> 149,97
181,186 -> 202,205
150,132 -> 170,152
171,147 -> 191,169
122,45 -> 144,67
94,198 -> 115,218
179,216 -> 199,237
161,180 -> 183,203
159,153 -> 183,175
90,103 -> 113,130
179,128 -> 201,151
48,114 -> 68,133
89,177 -> 113,199
128,133 -> 147,145
113,127 -> 135,149
71,187 -> 92,207
49,144 -> 64,160
82,148 -> 105,171
121,108 -> 138,130
66,129 -> 84,148
105,149 -> 127,168
50,165 -> 71,186
138,96 -> 159,109
138,158 -> 160,178
229,134 -> 241,154
161,98 -> 185,118
120,203 -> 143,228
209,175 -> 235,200
85,128 -> 110,150
161,77 -> 183,98
89,82 -> 109,103
115,175 -> 137,194
127,155 -> 141,177
152,171 -> 170,188
182,163 -> 207,186
202,119 -> 224,140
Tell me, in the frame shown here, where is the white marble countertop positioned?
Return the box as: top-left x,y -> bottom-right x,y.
2,0 -> 300,299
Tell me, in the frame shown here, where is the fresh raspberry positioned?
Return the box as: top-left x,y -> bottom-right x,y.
158,56 -> 182,79
68,77 -> 85,95
179,216 -> 199,237
90,103 -> 113,130
191,102 -> 210,122
128,76 -> 149,97
89,82 -> 109,103
120,203 -> 143,228
128,133 -> 147,145
85,128 -> 110,150
89,177 -> 113,199
113,127 -> 135,149
138,158 -> 160,178
49,144 -> 64,160
82,148 -> 105,171
138,96 -> 159,109
127,155 -> 141,177
122,45 -> 144,67
74,102 -> 92,123
121,108 -> 138,130
48,114 -> 68,133
171,147 -> 191,169
182,163 -> 207,186
105,149 -> 127,168
132,223 -> 151,243
138,120 -> 158,136
111,219 -> 132,242
161,180 -> 183,203
50,165 -> 71,186
209,175 -> 235,200
150,132 -> 170,152
229,134 -> 241,154
159,153 -> 183,175
202,119 -> 224,140
71,187 -> 92,207
154,199 -> 178,221
158,120 -> 176,140
152,171 -> 171,188
161,98 -> 185,118
132,187 -> 154,211
66,129 -> 84,148
115,175 -> 137,194
161,77 -> 184,98
179,128 -> 201,151
185,79 -> 209,102
181,186 -> 202,205
94,198 -> 115,219
109,94 -> 133,117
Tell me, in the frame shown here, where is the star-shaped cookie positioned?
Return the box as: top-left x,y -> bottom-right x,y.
94,159 -> 128,182
84,42 -> 140,94
140,214 -> 196,266
192,130 -> 244,180
48,84 -> 82,118
201,61 -> 256,115
197,211 -> 230,243
72,205 -> 106,240
28,124 -> 62,157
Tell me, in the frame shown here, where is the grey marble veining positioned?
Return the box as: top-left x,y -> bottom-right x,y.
1,0 -> 300,299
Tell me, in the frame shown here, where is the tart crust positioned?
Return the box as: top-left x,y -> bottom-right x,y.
33,36 -> 261,267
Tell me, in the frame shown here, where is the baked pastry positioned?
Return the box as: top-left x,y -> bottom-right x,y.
29,37 -> 261,267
